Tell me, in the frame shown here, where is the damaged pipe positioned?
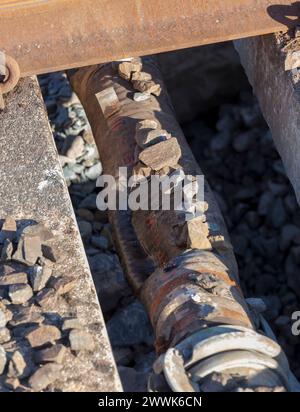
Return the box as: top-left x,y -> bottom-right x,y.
69,58 -> 297,392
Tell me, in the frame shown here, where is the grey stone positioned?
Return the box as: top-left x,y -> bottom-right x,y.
210,132 -> 231,151
280,224 -> 300,251
9,307 -> 44,327
0,327 -> 11,344
133,92 -> 150,102
77,208 -> 94,222
0,217 -> 16,243
61,318 -> 82,331
22,223 -> 53,242
7,350 -> 28,378
78,220 -> 92,240
135,351 -> 156,373
9,284 -> 33,305
23,235 -> 42,265
113,347 -> 134,366
118,366 -> 149,392
85,163 -> 102,180
118,60 -> 142,81
0,345 -> 6,374
78,193 -> 98,210
63,165 -> 77,181
275,315 -> 290,327
28,363 -> 61,391
1,239 -> 13,261
136,128 -> 171,149
132,79 -> 161,96
69,329 -> 95,351
107,300 -> 154,346
132,71 -> 152,82
35,288 -> 57,308
29,264 -> 52,292
66,135 -> 85,160
271,197 -> 287,229
4,377 -> 20,390
0,308 -> 7,328
233,130 -> 254,152
258,191 -> 274,216
139,138 -> 181,170
34,344 -> 66,364
48,276 -> 76,295
0,272 -> 28,286
26,325 -> 61,348
91,235 -> 109,250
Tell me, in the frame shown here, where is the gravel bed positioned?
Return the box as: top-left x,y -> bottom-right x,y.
38,69 -> 300,391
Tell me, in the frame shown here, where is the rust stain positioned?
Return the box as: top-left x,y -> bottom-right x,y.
0,0 -> 297,76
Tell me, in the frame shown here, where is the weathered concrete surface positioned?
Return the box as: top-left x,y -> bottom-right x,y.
235,35 -> 300,205
0,77 -> 122,391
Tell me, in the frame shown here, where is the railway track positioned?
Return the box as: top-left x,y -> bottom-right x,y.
1,0 -> 300,393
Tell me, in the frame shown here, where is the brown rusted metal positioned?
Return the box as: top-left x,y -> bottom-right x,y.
68,56 -> 300,391
69,57 -> 254,349
0,53 -> 20,109
1,0 -> 300,77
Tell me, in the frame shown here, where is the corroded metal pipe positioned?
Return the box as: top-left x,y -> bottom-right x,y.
69,59 -> 294,391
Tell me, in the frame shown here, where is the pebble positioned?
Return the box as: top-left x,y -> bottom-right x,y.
139,137 -> 181,170
0,217 -> 17,243
28,363 -> 61,391
85,163 -> 102,180
133,92 -> 151,102
0,308 -> 7,328
78,193 -> 97,210
26,325 -> 61,348
35,288 -> 57,308
132,79 -> 161,96
4,378 -> 20,390
0,327 -> 10,344
258,192 -> 274,216
9,307 -> 44,327
132,71 -> 152,82
30,265 -> 52,292
118,366 -> 148,392
9,284 -> 33,305
7,350 -> 27,379
23,235 -> 43,265
107,300 -> 154,347
34,344 -> 66,364
49,276 -> 76,295
65,135 -> 85,160
0,272 -> 28,286
61,318 -> 82,331
78,220 -> 93,240
233,130 -> 254,152
22,223 -> 53,242
1,239 -> 13,260
113,347 -> 134,366
118,60 -> 142,81
91,235 -> 109,250
82,128 -> 95,145
0,345 -> 6,374
77,208 -> 94,222
69,329 -> 95,351
210,132 -> 231,151
136,128 -> 170,149
280,224 -> 300,251
271,197 -> 287,228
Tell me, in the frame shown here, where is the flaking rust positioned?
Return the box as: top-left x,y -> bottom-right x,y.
69,56 -> 254,354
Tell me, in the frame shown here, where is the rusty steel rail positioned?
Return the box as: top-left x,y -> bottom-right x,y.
69,58 -> 297,391
1,0 -> 300,77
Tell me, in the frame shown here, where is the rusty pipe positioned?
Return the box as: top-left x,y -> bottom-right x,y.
69,58 -> 293,391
